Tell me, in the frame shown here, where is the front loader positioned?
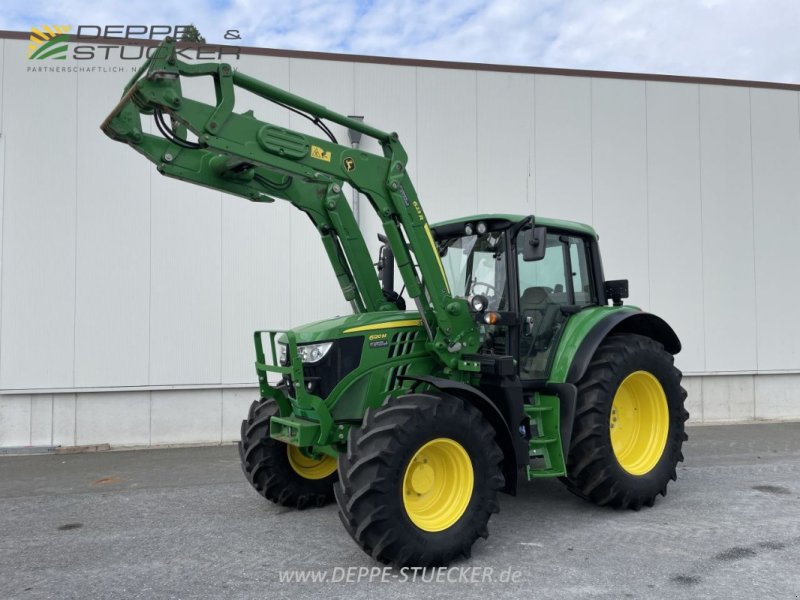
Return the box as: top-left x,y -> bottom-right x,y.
102,39 -> 688,566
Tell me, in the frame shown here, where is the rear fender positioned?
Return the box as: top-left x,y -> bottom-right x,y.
566,312 -> 681,384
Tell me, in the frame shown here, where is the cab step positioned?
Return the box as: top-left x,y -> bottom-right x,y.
524,393 -> 566,479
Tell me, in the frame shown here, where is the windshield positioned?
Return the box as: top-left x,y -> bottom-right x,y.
439,230 -> 508,311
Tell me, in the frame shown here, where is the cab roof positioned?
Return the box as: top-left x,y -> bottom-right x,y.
431,214 -> 598,239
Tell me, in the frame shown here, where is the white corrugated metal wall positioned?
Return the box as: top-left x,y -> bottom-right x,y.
1,35 -> 798,448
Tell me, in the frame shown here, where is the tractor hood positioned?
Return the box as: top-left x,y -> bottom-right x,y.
281,311 -> 424,345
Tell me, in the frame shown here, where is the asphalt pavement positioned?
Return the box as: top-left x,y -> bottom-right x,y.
1,422 -> 799,600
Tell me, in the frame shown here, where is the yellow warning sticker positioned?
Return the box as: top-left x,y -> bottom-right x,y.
310,145 -> 331,162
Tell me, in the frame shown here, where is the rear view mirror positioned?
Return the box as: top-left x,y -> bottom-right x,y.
520,226 -> 547,261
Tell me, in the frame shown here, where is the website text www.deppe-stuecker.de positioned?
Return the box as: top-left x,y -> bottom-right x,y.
278,566 -> 524,584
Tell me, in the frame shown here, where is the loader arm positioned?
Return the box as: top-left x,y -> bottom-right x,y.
101,38 -> 480,370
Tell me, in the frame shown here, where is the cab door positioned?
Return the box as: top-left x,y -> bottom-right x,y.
515,229 -> 597,380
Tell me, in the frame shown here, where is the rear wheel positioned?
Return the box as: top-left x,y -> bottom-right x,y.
239,397 -> 337,509
335,392 -> 504,566
561,334 -> 688,509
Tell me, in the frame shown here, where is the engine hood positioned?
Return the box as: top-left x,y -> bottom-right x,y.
279,311 -> 424,345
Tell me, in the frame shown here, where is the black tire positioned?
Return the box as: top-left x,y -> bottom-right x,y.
238,397 -> 337,509
335,392 -> 504,567
561,333 -> 689,510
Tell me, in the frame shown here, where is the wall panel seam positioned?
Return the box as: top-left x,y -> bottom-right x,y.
414,66 -> 420,205
533,76 -> 539,212
219,192 -> 223,384
147,129 -> 153,385
0,39 -> 6,388
696,85 -> 708,372
71,68 -> 79,387
644,82 -> 652,309
589,78 -> 594,225
528,74 -> 535,209
473,71 -> 478,212
747,88 -> 760,383
288,59 -> 294,328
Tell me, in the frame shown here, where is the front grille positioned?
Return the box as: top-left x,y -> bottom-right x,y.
388,330 -> 424,359
300,337 -> 363,398
384,330 -> 425,392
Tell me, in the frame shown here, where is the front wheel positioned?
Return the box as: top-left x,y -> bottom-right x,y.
238,397 -> 338,509
335,392 -> 504,566
560,333 -> 689,509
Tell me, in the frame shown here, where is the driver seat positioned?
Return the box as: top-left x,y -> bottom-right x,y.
520,286 -> 548,313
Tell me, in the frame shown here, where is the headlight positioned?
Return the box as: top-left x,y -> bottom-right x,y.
278,343 -> 288,366
297,341 -> 333,364
470,294 -> 488,312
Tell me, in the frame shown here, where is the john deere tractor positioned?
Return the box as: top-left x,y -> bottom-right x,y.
103,39 -> 688,566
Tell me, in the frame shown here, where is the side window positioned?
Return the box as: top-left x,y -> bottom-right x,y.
517,236 -> 567,296
568,237 -> 595,306
441,239 -> 471,294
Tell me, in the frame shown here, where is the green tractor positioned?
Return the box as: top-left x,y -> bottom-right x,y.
103,39 -> 688,566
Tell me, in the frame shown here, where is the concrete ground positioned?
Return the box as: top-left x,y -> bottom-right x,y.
1,423 -> 799,600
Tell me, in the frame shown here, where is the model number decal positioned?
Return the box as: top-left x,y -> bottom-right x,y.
412,200 -> 424,221
369,332 -> 388,348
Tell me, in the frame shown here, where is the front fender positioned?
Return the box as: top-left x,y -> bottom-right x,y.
398,375 -> 522,495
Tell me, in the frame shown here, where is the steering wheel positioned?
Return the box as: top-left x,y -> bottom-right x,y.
472,281 -> 497,297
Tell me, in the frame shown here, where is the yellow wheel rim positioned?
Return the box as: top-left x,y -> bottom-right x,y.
286,446 -> 337,480
402,438 -> 474,532
610,370 -> 670,476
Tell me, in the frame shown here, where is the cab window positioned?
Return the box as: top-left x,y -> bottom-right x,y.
440,231 -> 508,311
517,232 -> 595,379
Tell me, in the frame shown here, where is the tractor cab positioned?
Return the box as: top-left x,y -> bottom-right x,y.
432,215 -> 609,381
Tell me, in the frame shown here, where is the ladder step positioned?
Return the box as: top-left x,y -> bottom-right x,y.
529,436 -> 557,446
527,467 -> 565,478
524,394 -> 565,479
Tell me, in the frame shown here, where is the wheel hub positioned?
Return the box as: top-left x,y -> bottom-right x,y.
286,445 -> 338,480
402,438 -> 474,532
609,370 -> 670,476
408,458 -> 435,495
